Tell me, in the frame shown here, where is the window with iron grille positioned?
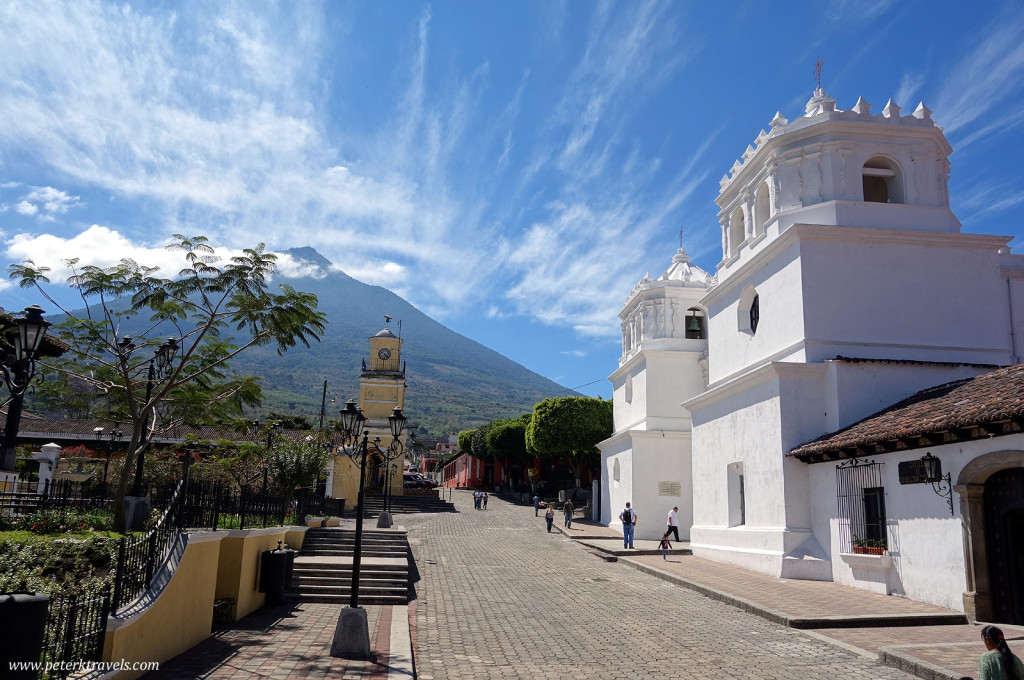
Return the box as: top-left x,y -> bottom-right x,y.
835,458 -> 887,552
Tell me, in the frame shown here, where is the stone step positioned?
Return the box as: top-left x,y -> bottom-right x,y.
285,592 -> 408,605
293,575 -> 406,586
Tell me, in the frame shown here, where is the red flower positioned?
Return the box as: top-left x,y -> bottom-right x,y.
82,523 -> 87,527
32,523 -> 38,528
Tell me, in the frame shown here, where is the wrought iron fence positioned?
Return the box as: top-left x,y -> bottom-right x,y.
111,480 -> 185,612
40,590 -> 111,680
294,487 -> 345,519
0,477 -> 112,517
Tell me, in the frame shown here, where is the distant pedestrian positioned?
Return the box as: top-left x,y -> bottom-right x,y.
659,532 -> 672,560
620,502 -> 637,549
534,494 -> 541,516
482,492 -> 488,510
544,505 -> 555,532
473,490 -> 481,509
979,625 -> 1024,680
666,506 -> 681,542
563,499 -> 574,528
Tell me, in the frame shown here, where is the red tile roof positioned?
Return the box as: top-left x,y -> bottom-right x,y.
789,363 -> 1024,462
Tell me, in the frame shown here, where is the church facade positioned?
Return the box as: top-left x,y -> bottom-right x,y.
601,87 -> 1024,624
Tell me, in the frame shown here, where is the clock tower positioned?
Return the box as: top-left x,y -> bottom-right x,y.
329,317 -> 409,503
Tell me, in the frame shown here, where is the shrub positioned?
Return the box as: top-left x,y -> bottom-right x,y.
4,508 -> 113,535
0,534 -> 118,596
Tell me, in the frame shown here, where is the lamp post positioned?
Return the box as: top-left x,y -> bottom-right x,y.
330,399 -> 406,659
129,337 -> 179,498
93,427 -> 124,489
252,420 -> 283,493
1,305 -> 51,474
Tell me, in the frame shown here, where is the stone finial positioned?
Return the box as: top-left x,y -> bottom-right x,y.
742,144 -> 756,161
882,98 -> 901,118
720,174 -> 731,190
913,102 -> 933,120
805,87 -> 837,116
755,129 -> 768,145
729,160 -> 743,176
770,111 -> 788,129
852,96 -> 871,115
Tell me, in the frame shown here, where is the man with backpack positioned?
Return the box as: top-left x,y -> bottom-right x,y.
620,502 -> 637,549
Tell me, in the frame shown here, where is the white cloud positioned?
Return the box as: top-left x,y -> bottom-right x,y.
14,201 -> 38,216
933,7 -> 1024,135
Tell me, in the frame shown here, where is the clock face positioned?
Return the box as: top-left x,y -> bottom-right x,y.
378,348 -> 392,360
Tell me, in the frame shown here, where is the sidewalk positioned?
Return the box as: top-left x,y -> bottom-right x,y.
553,518 -> 1024,680
142,603 -> 412,679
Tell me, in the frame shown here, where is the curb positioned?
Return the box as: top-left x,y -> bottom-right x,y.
878,644 -> 972,680
616,557 -> 967,630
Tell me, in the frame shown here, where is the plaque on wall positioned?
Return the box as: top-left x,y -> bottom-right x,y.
658,481 -> 682,496
898,459 -> 935,485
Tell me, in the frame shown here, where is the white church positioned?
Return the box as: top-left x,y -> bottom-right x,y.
599,86 -> 1024,626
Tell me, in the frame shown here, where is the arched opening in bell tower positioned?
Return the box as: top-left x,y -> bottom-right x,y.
862,156 -> 905,204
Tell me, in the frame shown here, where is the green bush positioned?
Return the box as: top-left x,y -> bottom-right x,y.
0,508 -> 113,535
0,534 -> 119,596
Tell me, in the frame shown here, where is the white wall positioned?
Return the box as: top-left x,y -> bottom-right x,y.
806,435 -> 1024,610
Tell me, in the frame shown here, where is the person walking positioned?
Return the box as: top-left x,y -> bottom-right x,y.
473,490 -> 481,510
563,498 -> 574,528
666,506 -> 681,542
482,492 -> 488,510
544,504 -> 555,532
659,532 -> 672,560
620,502 -> 637,549
534,494 -> 541,516
979,625 -> 1024,680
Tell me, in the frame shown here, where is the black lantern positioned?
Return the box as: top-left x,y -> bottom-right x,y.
339,399 -> 365,435
388,406 -> 407,439
15,305 -> 51,361
921,452 -> 942,483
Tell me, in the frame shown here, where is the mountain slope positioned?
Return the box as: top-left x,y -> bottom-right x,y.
224,248 -> 578,435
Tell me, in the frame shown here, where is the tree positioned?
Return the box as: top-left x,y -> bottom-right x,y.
469,421 -> 494,461
526,396 -> 612,489
457,429 -> 474,456
265,437 -> 328,500
9,234 -> 327,531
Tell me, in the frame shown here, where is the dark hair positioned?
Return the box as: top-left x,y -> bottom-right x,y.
983,625 -> 1020,680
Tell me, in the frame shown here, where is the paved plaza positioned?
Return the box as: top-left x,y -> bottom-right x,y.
148,490 -> 1022,679
404,491 -> 915,679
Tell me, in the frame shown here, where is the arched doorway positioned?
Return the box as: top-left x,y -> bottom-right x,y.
957,450 -> 1024,622
984,468 -> 1024,624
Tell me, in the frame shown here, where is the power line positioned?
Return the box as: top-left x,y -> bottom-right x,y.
569,378 -> 606,391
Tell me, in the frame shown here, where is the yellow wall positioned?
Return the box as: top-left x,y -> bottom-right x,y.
214,527 -> 295,620
102,534 -> 222,680
331,454 -> 360,503
102,525 -> 312,678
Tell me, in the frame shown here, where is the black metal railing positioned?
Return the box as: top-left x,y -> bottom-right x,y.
40,590 -> 111,680
111,480 -> 184,612
294,487 -> 345,519
0,477 -> 112,516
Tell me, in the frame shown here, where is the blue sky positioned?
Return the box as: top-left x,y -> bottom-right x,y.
1,1 -> 1023,400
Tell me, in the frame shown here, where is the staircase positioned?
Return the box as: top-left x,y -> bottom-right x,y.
361,494 -> 456,515
287,527 -> 410,605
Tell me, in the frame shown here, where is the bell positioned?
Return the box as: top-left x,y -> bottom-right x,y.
686,316 -> 702,332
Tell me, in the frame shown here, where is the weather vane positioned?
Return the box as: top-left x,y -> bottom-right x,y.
814,57 -> 823,90
679,226 -> 684,249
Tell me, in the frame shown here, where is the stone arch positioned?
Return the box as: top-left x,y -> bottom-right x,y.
754,182 -> 771,236
729,206 -> 746,257
955,449 -> 1024,622
862,155 -> 905,204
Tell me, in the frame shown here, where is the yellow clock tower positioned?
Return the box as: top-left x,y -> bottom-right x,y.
329,318 -> 408,503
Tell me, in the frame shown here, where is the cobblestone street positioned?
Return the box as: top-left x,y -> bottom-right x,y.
404,491 -> 914,680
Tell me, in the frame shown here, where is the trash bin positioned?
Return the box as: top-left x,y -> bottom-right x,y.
258,548 -> 295,606
0,593 -> 49,678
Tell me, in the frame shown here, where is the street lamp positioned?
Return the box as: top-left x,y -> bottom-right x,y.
252,419 -> 283,493
330,398 -> 406,659
93,427 -> 125,489
1,305 -> 51,473
127,337 -> 179,498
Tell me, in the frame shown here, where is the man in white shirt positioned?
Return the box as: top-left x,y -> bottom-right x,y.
666,506 -> 680,542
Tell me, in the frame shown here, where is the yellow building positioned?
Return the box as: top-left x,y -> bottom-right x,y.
329,320 -> 408,503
